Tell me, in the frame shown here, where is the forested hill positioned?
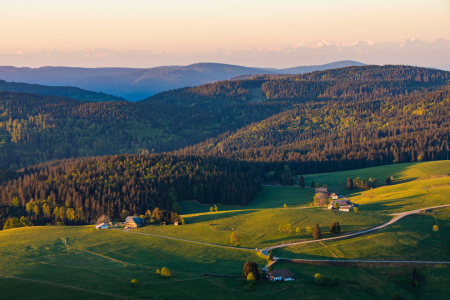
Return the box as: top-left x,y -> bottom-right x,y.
145,65 -> 449,109
180,87 -> 450,175
0,91 -> 263,169
0,154 -> 262,227
0,80 -> 125,102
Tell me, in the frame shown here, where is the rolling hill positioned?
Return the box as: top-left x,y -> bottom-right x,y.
0,80 -> 125,102
0,61 -> 367,101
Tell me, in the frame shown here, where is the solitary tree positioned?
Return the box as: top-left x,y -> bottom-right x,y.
284,203 -> 288,208
131,279 -> 138,286
311,180 -> 315,188
268,250 -> 273,261
299,175 -> 305,188
210,207 -> 214,212
278,225 -> 283,233
214,205 -> 219,212
315,273 -> 323,284
433,225 -> 439,232
346,178 -> 353,190
181,218 -> 185,225
313,224 -> 321,239
243,262 -> 260,280
386,176 -> 392,185
230,231 -> 240,246
296,227 -> 301,234
354,207 -> 359,213
306,226 -> 313,235
336,222 -> 341,235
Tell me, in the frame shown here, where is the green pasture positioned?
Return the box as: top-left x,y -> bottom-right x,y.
347,176 -> 450,213
142,207 -> 390,249
303,160 -> 450,193
0,226 -> 267,299
180,186 -> 315,214
269,261 -> 450,300
273,214 -> 450,262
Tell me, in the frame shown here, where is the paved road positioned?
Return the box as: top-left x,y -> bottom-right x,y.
114,204 -> 450,265
260,204 -> 450,257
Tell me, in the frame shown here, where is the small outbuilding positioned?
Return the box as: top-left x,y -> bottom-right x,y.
125,216 -> 145,229
268,269 -> 294,281
174,221 -> 179,226
96,223 -> 109,230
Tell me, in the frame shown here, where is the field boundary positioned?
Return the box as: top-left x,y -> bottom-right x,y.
0,275 -> 128,299
280,258 -> 450,267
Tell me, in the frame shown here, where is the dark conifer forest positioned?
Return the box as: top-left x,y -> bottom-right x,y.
0,65 -> 450,228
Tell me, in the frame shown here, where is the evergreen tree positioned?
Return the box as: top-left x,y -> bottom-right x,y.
386,176 -> 392,185
330,222 -> 336,235
313,224 -> 321,239
299,175 -> 305,188
336,222 -> 341,235
311,180 -> 315,188
268,250 -> 273,261
347,178 -> 353,190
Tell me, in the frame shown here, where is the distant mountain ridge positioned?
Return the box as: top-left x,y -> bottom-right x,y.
0,80 -> 126,102
0,61 -> 366,101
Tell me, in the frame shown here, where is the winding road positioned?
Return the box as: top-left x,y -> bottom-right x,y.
116,204 -> 450,265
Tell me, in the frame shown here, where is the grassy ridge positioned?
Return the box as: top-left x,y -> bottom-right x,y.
303,161 -> 450,192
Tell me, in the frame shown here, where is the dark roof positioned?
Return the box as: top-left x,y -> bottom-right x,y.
268,269 -> 294,279
126,216 -> 144,224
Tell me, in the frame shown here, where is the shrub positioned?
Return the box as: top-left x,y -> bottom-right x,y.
296,227 -> 301,234
314,273 -> 323,284
354,207 -> 359,213
156,269 -> 160,274
332,276 -> 340,285
131,279 -> 138,286
161,267 -> 171,277
283,203 -> 288,208
433,225 -> 439,232
306,226 -> 313,235
247,273 -> 256,281
181,218 -> 185,225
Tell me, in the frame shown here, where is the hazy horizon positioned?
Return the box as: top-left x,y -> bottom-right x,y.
1,0 -> 449,69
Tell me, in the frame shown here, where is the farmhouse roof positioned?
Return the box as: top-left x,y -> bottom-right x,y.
126,216 -> 144,224
268,269 -> 294,279
315,188 -> 328,193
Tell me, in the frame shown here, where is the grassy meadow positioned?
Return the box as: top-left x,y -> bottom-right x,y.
3,161 -> 450,299
138,208 -> 390,249
273,214 -> 450,261
304,160 -> 450,193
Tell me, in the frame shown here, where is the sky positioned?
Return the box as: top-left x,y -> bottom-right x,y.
0,0 -> 449,67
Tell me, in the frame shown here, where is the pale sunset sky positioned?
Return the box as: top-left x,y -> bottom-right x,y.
0,0 -> 449,67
